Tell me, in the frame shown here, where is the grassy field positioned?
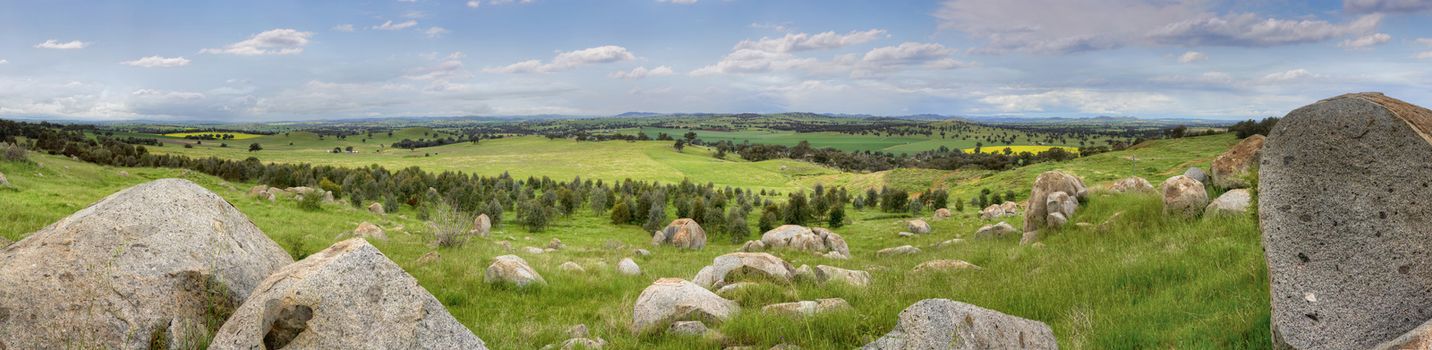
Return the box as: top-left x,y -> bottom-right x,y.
627,126 -> 1118,155
0,133 -> 1270,349
963,145 -> 1079,155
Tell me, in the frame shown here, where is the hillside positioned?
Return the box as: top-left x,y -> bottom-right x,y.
0,133 -> 1267,349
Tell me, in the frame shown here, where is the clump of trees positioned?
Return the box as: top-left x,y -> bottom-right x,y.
1228,117 -> 1279,139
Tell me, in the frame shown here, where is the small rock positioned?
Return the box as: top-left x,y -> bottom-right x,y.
906,219 -> 931,234
368,202 -> 386,215
473,214 -> 492,237
974,222 -> 1017,239
1106,176 -> 1155,193
715,282 -> 760,296
934,208 -> 952,219
667,321 -> 709,336
935,239 -> 965,248
897,232 -> 915,238
415,251 -> 441,266
740,240 -> 766,252
547,238 -> 564,250
1161,175 -> 1209,218
763,298 -> 851,317
631,278 -> 739,333
692,252 -> 797,289
354,221 -> 387,240
618,258 -> 641,276
1183,167 -> 1209,183
559,261 -> 585,273
912,260 -> 981,273
876,245 -> 921,257
813,265 -> 871,287
635,248 -> 651,257
524,246 -> 545,255
1205,189 -> 1252,216
862,299 -> 1056,349
568,324 -> 589,338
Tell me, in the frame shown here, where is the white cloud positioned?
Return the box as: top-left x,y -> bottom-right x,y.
1416,51 -> 1432,59
694,40 -> 966,77
610,66 -> 674,79
201,29 -> 312,56
1344,0 -> 1432,13
467,0 -> 480,8
425,27 -> 449,38
333,24 -> 355,32
750,22 -> 791,32
734,29 -> 886,53
0,59 -> 7,64
658,0 -> 698,4
374,19 -> 418,30
34,39 -> 89,49
1178,51 -> 1207,63
978,89 -> 1176,113
1259,69 -> 1317,83
1417,38 -> 1432,46
121,56 -> 191,68
489,0 -> 534,4
1340,32 -> 1391,48
406,52 -> 471,81
936,0 -> 1385,53
484,45 -> 635,73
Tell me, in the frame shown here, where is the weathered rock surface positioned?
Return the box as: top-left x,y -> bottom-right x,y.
618,257 -> 642,276
740,239 -> 766,252
355,221 -> 388,240
1260,92 -> 1432,349
692,252 -> 796,289
1161,175 -> 1209,218
862,299 -> 1056,350
211,238 -> 484,349
667,320 -> 710,336
715,282 -> 759,296
547,238 -> 565,250
762,298 -> 851,317
760,225 -> 813,248
1106,176 -> 1154,193
1023,171 -> 1086,233
0,179 -> 294,349
1212,135 -> 1265,189
368,202 -> 386,215
912,260 -> 982,273
1205,189 -> 1252,216
876,245 -> 921,257
485,254 -> 546,287
974,222 -> 1018,239
934,208 -> 952,219
906,219 -> 931,234
632,278 -> 739,333
653,218 -> 707,249
473,214 -> 492,237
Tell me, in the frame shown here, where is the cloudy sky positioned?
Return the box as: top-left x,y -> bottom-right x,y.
1,0 -> 1430,121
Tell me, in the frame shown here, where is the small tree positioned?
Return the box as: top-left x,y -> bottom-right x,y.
726,211 -> 750,243
758,204 -> 781,233
248,143 -> 262,152
484,198 -> 504,228
589,189 -> 609,216
430,202 -> 473,248
520,200 -> 550,232
611,200 -> 633,225
643,202 -> 666,232
955,199 -> 965,212
909,200 -> 923,216
827,205 -> 846,228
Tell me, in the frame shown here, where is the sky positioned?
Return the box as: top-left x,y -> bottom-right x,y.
1,0 -> 1430,121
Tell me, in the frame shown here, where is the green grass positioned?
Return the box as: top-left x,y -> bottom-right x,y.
0,133 -> 1270,349
626,126 -> 1119,154
161,131 -> 264,140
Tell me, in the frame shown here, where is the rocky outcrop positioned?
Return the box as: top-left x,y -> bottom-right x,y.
979,202 -> 1020,220
762,298 -> 850,317
757,225 -> 849,258
1211,135 -> 1265,189
1106,176 -> 1154,193
862,299 -> 1056,350
974,222 -> 1018,240
1161,175 -> 1208,218
210,238 -> 486,349
906,219 -> 931,234
485,255 -> 546,287
1205,189 -> 1252,216
618,257 -> 642,276
473,214 -> 492,237
631,278 -> 739,333
692,252 -> 797,289
1259,93 -> 1432,349
653,218 -> 707,249
0,179 -> 294,349
1023,171 -> 1086,233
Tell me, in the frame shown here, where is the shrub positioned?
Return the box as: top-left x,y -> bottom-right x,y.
430,202 -> 473,248
1,142 -> 27,162
297,192 -> 323,211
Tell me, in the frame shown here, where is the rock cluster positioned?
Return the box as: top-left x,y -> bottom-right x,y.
652,218 -> 707,249
1022,171 -> 1087,235
754,225 -> 850,258
979,201 -> 1020,220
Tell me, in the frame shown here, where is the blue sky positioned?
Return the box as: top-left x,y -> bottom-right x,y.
1,0 -> 1430,121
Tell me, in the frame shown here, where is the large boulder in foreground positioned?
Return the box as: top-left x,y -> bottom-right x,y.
1211,134 -> 1265,189
1260,92 -> 1432,349
1023,171 -> 1086,233
631,278 -> 739,333
862,299 -> 1056,350
653,218 -> 707,250
0,179 -> 294,349
1161,175 -> 1208,218
692,252 -> 796,289
210,238 -> 486,349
